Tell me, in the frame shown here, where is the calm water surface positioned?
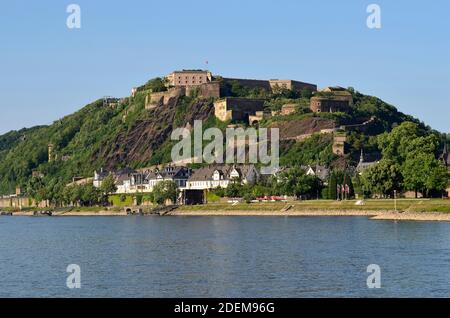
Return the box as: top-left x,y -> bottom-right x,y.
0,216 -> 449,297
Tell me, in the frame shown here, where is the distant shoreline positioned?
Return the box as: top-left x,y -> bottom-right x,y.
5,209 -> 450,221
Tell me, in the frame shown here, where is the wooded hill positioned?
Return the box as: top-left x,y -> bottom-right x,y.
0,77 -> 446,196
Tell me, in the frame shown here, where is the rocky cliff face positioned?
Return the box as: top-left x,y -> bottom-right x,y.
97,97 -> 215,169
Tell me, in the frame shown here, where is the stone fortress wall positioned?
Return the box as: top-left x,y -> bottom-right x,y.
142,70 -> 334,121
145,82 -> 220,109
214,98 -> 265,123
222,78 -> 317,92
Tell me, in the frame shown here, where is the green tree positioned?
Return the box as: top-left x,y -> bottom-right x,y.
277,167 -> 320,198
352,174 -> 363,198
26,176 -> 46,205
328,172 -> 338,200
243,192 -> 255,203
100,174 -> 117,202
152,181 -> 179,205
300,88 -> 313,99
62,185 -> 75,206
378,121 -> 438,164
79,184 -> 100,206
361,160 -> 402,197
402,153 -> 448,197
212,186 -> 226,197
280,134 -> 335,167
251,185 -> 269,198
225,182 -> 244,198
46,179 -> 64,207
375,121 -> 448,197
144,77 -> 168,92
135,194 -> 143,206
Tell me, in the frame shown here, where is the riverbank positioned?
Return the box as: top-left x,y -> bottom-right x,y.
173,199 -> 450,221
5,210 -> 450,221
11,209 -> 450,222
171,209 -> 450,221
11,210 -> 127,216
3,199 -> 450,221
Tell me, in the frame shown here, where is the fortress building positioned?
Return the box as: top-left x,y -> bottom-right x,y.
332,133 -> 347,156
214,98 -> 265,124
248,111 -> 272,126
310,87 -> 353,113
269,79 -> 317,92
143,70 -> 318,114
144,82 -> 220,109
310,97 -> 350,113
222,78 -> 317,93
280,104 -> 297,115
144,70 -> 219,109
166,70 -> 212,87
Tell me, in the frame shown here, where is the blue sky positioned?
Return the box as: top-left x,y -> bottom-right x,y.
0,0 -> 449,134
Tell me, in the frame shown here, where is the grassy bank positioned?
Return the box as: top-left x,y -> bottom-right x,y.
4,199 -> 449,217
178,199 -> 450,214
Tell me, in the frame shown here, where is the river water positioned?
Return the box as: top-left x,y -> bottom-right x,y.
0,216 -> 449,297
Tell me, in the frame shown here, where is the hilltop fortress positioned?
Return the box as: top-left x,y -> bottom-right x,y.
134,70 -> 353,128
138,70 -> 314,113
143,70 -> 220,107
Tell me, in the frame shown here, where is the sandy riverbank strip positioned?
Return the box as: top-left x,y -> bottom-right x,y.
6,209 -> 450,221
11,210 -> 127,216
171,209 -> 450,222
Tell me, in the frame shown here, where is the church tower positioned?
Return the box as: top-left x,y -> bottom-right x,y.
359,149 -> 365,164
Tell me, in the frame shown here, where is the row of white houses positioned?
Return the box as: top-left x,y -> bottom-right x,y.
93,164 -> 260,194
92,162 -> 337,195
